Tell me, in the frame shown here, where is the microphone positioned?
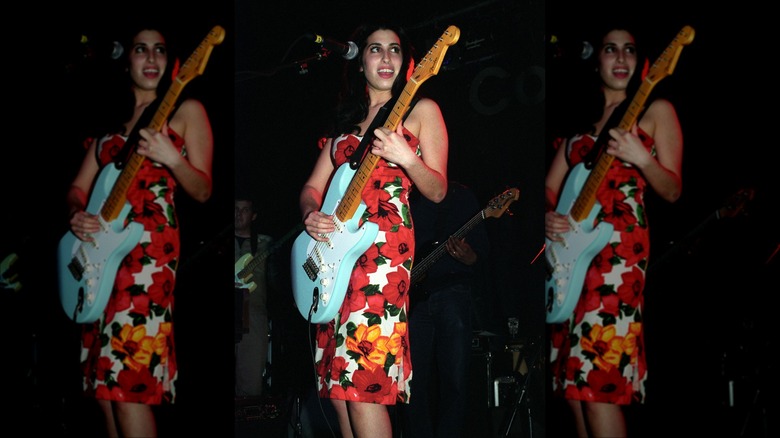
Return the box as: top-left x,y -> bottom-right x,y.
307,33 -> 359,60
81,34 -> 125,61
548,34 -> 593,61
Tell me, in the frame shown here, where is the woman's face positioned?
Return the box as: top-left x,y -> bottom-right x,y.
598,29 -> 637,92
360,29 -> 403,94
129,29 -> 168,92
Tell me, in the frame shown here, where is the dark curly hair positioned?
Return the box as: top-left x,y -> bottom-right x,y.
329,23 -> 415,137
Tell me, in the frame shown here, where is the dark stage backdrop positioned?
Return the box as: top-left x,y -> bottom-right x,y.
547,3 -> 778,437
10,3 -> 235,437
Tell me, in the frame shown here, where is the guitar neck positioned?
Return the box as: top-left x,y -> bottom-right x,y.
569,79 -> 653,223
410,209 -> 485,284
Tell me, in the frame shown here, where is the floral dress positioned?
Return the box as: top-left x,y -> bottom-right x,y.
80,131 -> 182,405
314,131 -> 418,405
549,129 -> 654,405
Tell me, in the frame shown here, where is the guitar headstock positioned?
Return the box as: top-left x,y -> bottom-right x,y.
717,187 -> 755,219
645,25 -> 695,86
176,25 -> 226,85
409,25 -> 460,86
484,187 -> 520,219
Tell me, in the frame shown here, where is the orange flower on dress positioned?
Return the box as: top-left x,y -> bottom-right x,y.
152,321 -> 173,363
580,324 -> 625,372
386,322 -> 406,365
111,324 -> 155,372
346,323 -> 390,372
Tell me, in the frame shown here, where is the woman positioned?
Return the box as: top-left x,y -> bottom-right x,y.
299,23 -> 448,438
67,22 -> 213,437
545,25 -> 683,437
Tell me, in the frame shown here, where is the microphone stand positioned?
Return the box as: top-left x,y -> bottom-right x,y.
235,50 -> 335,82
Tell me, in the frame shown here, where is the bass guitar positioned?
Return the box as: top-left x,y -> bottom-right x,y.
290,25 -> 461,324
545,25 -> 694,324
57,26 -> 225,323
410,187 -> 519,285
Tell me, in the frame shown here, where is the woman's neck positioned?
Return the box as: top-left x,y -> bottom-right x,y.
368,89 -> 393,109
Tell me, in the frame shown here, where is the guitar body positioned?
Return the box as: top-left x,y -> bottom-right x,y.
57,163 -> 144,323
290,163 -> 379,324
234,253 -> 257,292
544,163 -> 613,324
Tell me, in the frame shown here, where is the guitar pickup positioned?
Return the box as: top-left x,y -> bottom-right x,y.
303,257 -> 319,281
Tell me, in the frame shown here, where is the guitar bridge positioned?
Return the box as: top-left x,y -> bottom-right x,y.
68,259 -> 85,281
303,257 -> 319,281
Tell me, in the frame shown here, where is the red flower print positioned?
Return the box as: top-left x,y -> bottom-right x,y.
586,367 -> 628,404
98,136 -> 125,165
381,226 -> 414,267
608,200 -> 638,232
351,367 -> 393,404
363,173 -> 398,209
334,135 -> 360,165
381,268 -> 409,308
121,245 -> 146,274
564,356 -> 583,382
129,292 -> 151,317
148,268 -> 175,308
570,136 -> 594,165
146,225 -> 179,267
364,293 -> 386,317
600,292 -> 620,317
330,356 -> 347,382
355,245 -> 380,276
364,190 -> 402,231
597,179 -> 627,216
615,226 -> 648,267
116,367 -> 160,403
316,321 -> 335,349
95,356 -> 113,382
617,266 -> 644,309
128,189 -> 166,229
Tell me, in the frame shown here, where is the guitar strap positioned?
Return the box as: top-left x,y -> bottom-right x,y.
349,96 -> 420,169
114,95 -> 182,168
582,98 -> 647,169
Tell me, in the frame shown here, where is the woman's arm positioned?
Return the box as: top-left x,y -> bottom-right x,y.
67,138 -> 102,240
544,138 -> 572,240
138,98 -> 214,203
300,138 -> 336,240
609,98 -> 683,202
372,98 -> 448,202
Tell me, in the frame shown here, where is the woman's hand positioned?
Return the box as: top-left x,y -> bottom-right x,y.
304,210 -> 335,242
371,122 -> 416,167
70,210 -> 101,242
137,122 -> 182,167
606,124 -> 653,168
545,210 -> 570,242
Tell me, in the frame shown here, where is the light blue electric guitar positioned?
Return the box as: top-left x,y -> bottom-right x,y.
545,25 -> 694,324
57,26 -> 225,323
290,25 -> 460,324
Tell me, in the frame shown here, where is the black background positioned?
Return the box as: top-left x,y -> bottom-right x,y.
6,1 -> 778,437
